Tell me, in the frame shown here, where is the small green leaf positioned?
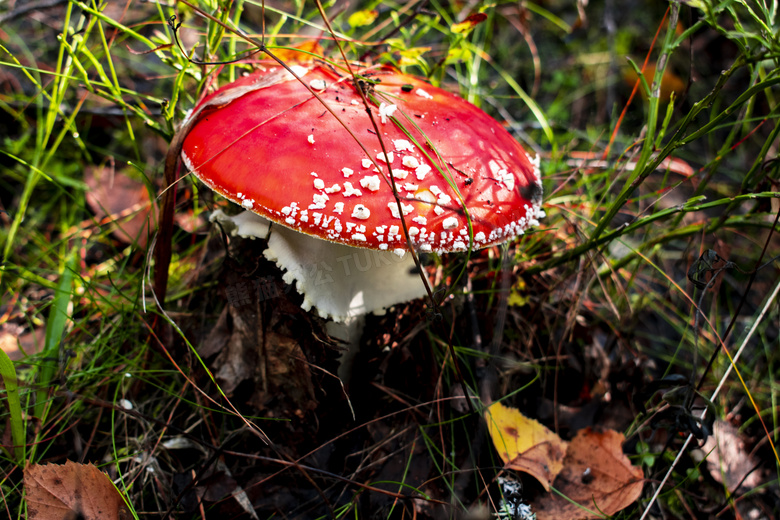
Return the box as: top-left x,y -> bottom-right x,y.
508,279 -> 530,307
398,46 -> 431,60
445,46 -> 472,65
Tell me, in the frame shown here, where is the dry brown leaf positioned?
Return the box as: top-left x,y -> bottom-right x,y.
702,420 -> 763,492
246,328 -> 317,412
485,401 -> 568,491
200,304 -> 257,395
84,165 -> 156,247
24,460 -> 131,520
173,208 -> 207,233
534,427 -> 644,520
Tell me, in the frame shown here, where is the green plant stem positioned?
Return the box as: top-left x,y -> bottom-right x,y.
589,2 -> 681,245
528,192 -> 780,275
551,63 -> 779,278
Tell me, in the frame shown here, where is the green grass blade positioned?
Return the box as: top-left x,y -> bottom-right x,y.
34,250 -> 78,421
0,350 -> 25,464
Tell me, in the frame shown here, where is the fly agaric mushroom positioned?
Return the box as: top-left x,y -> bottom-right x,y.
180,63 -> 543,322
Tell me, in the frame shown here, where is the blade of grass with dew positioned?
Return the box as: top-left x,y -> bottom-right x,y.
1,6 -> 86,273
34,249 -> 78,422
0,155 -> 54,286
70,0 -> 160,51
0,349 -> 25,464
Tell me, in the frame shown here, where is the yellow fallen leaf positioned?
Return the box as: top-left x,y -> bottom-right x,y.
485,401 -> 568,491
348,10 -> 378,28
451,13 -> 488,35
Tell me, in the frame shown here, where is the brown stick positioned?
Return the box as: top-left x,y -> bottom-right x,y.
153,69 -> 292,308
152,128 -> 186,307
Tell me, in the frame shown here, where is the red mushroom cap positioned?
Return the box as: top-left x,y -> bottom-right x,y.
181,64 -> 543,254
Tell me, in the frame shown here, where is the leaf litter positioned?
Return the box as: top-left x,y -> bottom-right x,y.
198,251 -> 332,415
7,2 -> 779,518
486,402 -> 643,519
485,401 -> 568,490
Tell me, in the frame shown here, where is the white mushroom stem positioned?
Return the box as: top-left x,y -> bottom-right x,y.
210,210 -> 427,322
327,317 -> 365,385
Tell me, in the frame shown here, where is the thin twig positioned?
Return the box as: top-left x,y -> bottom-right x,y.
0,0 -> 67,25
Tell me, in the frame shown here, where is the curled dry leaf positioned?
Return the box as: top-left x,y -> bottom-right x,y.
534,427 -> 644,520
24,460 -> 131,520
485,401 -> 568,491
